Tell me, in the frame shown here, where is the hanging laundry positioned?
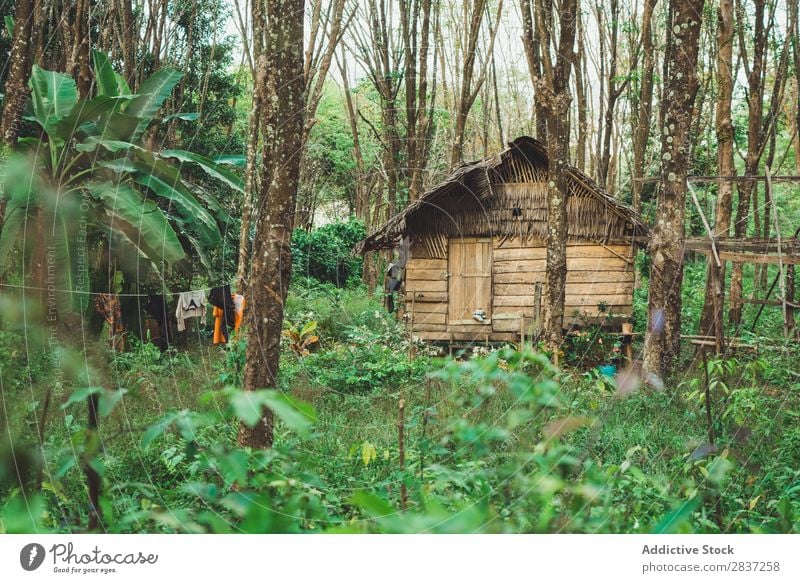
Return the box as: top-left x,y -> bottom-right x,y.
232,293 -> 245,335
146,295 -> 172,350
210,285 -> 245,344
175,290 -> 207,332
384,262 -> 402,313
94,293 -> 125,352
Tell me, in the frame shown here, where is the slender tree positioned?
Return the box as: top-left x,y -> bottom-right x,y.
349,0 -> 403,218
643,0 -> 705,377
400,0 -> 437,201
698,0 -> 735,339
448,0 -> 503,167
524,0 -> 578,351
597,0 -> 640,189
1,0 -> 34,147
519,0 -> 548,139
728,0 -> 789,325
630,0 -> 658,212
238,0 -> 306,449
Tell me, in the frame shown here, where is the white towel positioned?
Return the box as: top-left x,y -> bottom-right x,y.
175,291 -> 207,331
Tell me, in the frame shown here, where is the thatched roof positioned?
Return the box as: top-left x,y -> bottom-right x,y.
356,136 -> 649,256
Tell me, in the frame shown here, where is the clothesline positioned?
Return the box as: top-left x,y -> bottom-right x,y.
0,281 -> 238,297
0,282 -> 245,348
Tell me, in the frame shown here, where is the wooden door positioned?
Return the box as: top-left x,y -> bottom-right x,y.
448,238 -> 492,324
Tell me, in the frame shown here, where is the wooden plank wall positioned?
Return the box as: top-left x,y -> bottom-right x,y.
492,240 -> 635,333
405,241 -> 449,336
404,237 -> 635,341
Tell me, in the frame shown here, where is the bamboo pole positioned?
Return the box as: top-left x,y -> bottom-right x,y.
398,399 -> 407,510
688,180 -> 725,353
767,167 -> 789,338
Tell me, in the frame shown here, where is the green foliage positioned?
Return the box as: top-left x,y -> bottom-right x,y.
2,284 -> 798,534
291,219 -> 367,286
287,341 -> 424,394
285,277 -> 386,340
0,53 -> 235,303
564,326 -> 619,366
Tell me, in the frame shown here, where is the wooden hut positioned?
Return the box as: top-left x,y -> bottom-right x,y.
356,136 -> 650,343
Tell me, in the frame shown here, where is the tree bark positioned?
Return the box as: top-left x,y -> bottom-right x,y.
67,0 -> 93,98
1,0 -> 34,147
699,0 -> 735,339
532,0 -> 577,351
449,0 -> 502,167
519,0 -> 548,140
400,0 -> 436,201
235,0 -> 266,292
630,0 -> 658,213
238,0 -> 306,449
729,0 -> 767,327
573,6 -> 587,172
643,0 -> 704,377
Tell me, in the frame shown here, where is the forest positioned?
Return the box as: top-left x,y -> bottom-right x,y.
0,0 -> 798,535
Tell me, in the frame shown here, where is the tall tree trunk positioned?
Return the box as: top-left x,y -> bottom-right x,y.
519,0 -> 549,140
643,0 -> 704,377
235,0 -> 266,292
533,0 -> 577,351
573,6 -> 587,172
1,0 -> 34,147
630,0 -> 658,213
699,0 -> 735,338
729,0 -> 767,327
449,0 -> 502,167
401,0 -> 436,201
238,0 -> 306,449
67,0 -> 93,98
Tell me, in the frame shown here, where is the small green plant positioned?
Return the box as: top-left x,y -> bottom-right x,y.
283,320 -> 320,356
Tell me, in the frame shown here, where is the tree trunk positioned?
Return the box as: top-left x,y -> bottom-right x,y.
573,7 -> 588,172
238,0 -> 306,449
1,0 -> 34,147
698,0 -> 735,338
643,0 -> 704,377
729,0 -> 767,327
630,0 -> 658,213
449,0 -> 502,167
401,0 -> 435,201
532,0 -> 577,351
519,0 -> 548,140
67,0 -> 93,98
235,2 -> 266,292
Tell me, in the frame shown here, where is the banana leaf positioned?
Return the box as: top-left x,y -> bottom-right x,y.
160,149 -> 244,193
115,73 -> 132,96
28,66 -> 78,137
88,181 -> 186,265
91,50 -> 119,97
0,155 -> 39,275
125,68 -> 183,141
47,198 -> 90,313
132,174 -> 222,250
213,154 -> 246,167
75,136 -> 142,154
94,112 -> 142,142
54,96 -> 129,139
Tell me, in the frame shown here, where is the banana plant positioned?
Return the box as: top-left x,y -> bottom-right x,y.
0,51 -> 242,313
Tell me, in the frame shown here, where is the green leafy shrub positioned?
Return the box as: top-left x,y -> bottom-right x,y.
285,278 -> 392,342
291,219 -> 366,286
289,342 -> 424,394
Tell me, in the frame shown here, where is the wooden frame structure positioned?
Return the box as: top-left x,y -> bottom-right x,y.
672,170 -> 800,350
357,136 -> 650,344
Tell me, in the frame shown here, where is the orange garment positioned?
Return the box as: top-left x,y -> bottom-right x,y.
213,294 -> 245,344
